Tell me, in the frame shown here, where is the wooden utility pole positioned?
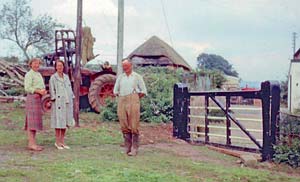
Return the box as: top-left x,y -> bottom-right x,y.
117,0 -> 124,75
74,0 -> 83,127
292,32 -> 297,58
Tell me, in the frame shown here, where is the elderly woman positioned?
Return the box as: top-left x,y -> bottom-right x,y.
24,58 -> 47,151
49,60 -> 74,149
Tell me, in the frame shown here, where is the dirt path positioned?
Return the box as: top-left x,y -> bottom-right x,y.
145,142 -> 238,166
138,122 -> 300,177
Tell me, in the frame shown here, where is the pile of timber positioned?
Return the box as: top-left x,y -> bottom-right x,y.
0,59 -> 28,96
0,96 -> 26,103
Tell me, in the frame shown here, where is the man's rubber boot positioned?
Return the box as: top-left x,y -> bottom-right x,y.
128,134 -> 139,156
123,133 -> 132,155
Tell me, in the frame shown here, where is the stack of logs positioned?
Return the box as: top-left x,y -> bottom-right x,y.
0,59 -> 27,98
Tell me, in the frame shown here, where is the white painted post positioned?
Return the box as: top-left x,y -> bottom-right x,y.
117,0 -> 124,76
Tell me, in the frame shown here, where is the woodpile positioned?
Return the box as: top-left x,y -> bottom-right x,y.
0,96 -> 26,103
0,59 -> 28,96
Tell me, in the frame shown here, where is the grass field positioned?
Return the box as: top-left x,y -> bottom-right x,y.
0,103 -> 299,182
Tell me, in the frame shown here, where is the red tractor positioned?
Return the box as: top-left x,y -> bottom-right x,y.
39,30 -> 116,113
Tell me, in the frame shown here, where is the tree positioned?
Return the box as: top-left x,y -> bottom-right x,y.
195,69 -> 226,89
0,0 -> 63,61
197,53 -> 239,77
210,70 -> 227,89
1,56 -> 19,63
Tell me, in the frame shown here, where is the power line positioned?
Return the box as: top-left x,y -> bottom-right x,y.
160,0 -> 173,46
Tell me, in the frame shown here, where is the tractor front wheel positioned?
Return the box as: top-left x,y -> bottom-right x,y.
88,74 -> 116,113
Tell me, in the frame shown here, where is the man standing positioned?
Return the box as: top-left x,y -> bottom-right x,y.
113,59 -> 147,156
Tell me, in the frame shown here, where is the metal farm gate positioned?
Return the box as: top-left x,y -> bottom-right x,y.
173,81 -> 280,161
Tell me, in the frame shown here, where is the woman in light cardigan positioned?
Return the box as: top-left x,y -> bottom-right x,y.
24,58 -> 47,151
49,60 -> 74,149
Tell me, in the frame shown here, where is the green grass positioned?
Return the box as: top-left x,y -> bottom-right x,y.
0,103 -> 300,182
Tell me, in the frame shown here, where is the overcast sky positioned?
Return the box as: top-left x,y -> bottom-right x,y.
0,0 -> 299,82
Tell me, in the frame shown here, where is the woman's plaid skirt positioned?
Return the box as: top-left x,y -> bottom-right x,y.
24,94 -> 43,131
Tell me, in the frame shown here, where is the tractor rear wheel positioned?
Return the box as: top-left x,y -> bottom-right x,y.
88,74 -> 116,113
41,94 -> 52,113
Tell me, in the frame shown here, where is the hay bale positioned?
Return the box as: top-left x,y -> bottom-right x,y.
81,26 -> 95,65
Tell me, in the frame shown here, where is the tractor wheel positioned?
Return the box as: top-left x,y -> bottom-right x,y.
88,74 -> 116,113
41,94 -> 52,113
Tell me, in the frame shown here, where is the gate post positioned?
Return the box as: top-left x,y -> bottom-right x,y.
204,96 -> 209,143
173,83 -> 190,140
261,81 -> 271,161
270,82 -> 281,158
226,96 -> 231,146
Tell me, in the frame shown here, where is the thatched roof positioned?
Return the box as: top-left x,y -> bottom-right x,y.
128,36 -> 192,71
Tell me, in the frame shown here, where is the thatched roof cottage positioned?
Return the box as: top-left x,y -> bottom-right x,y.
128,36 -> 192,71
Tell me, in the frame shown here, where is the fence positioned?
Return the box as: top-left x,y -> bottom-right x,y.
173,81 -> 280,161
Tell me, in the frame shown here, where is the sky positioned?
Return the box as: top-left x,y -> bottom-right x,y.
0,0 -> 299,82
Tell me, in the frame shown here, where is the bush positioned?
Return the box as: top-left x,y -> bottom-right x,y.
279,113 -> 300,139
208,109 -> 225,123
273,138 -> 300,168
13,100 -> 23,108
273,113 -> 300,168
5,87 -> 25,96
136,67 -> 182,123
207,109 -> 234,123
99,99 -> 118,122
99,67 -> 183,123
